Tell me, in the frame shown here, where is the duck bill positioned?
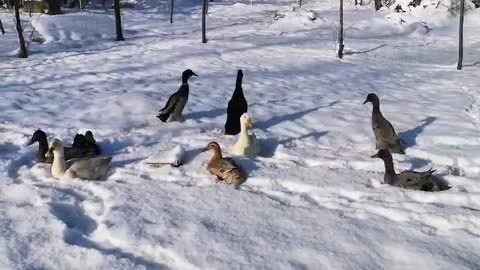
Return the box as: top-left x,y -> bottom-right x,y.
192,72 -> 198,76
26,137 -> 35,146
245,119 -> 253,129
362,99 -> 369,105
370,153 -> 379,158
45,148 -> 54,159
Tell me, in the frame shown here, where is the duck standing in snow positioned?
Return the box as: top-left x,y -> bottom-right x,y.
371,149 -> 450,191
46,138 -> 112,180
27,129 -> 100,163
157,69 -> 197,122
225,69 -> 248,135
363,93 -> 405,154
231,113 -> 260,157
204,142 -> 247,186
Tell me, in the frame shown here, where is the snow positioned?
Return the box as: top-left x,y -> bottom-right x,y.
31,13 -> 115,43
1,0 -> 480,269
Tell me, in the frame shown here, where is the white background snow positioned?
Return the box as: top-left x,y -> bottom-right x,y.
1,0 -> 480,269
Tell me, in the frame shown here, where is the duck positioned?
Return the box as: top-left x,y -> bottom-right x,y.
225,69 -> 248,135
27,129 -> 100,163
231,113 -> 260,157
363,93 -> 405,154
371,149 -> 451,191
203,142 -> 247,186
72,130 -> 102,155
145,145 -> 185,167
157,69 -> 198,122
46,138 -> 112,180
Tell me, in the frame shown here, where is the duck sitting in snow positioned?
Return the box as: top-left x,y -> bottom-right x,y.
231,113 -> 260,157
27,129 -> 100,163
46,138 -> 112,180
371,149 -> 450,191
204,142 -> 247,186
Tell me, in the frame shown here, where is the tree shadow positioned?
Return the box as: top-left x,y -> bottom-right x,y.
344,44 -> 387,56
185,107 -> 225,121
256,101 -> 339,130
464,62 -> 480,68
398,116 -> 437,148
259,131 -> 328,158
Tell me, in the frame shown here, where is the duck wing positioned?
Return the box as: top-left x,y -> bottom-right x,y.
398,169 -> 436,191
68,156 -> 112,180
157,92 -> 179,122
209,157 -> 246,186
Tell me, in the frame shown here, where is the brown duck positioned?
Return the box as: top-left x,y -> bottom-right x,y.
203,142 -> 247,186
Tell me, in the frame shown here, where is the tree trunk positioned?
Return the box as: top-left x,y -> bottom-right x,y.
337,0 -> 344,58
13,0 -> 28,58
114,0 -> 124,41
374,0 -> 382,10
170,0 -> 174,23
202,0 -> 207,43
298,0 -> 302,7
45,0 -> 63,14
0,19 -> 5,35
457,0 -> 465,70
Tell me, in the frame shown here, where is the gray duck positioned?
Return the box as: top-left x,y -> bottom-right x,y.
157,69 -> 197,122
372,149 -> 451,191
363,93 -> 405,154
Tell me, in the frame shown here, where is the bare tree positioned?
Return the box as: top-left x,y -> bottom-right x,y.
0,19 -> 5,35
45,0 -> 63,14
114,0 -> 124,41
202,0 -> 207,43
457,0 -> 465,70
11,0 -> 28,58
374,0 -> 382,10
170,0 -> 174,23
298,0 -> 302,7
337,0 -> 344,58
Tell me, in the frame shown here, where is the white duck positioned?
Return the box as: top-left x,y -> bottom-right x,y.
231,113 -> 260,157
46,138 -> 112,180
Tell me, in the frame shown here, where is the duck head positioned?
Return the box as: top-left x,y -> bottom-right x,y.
203,141 -> 221,152
73,133 -> 86,148
362,93 -> 380,105
371,149 -> 393,161
85,131 -> 96,144
27,129 -> 47,146
45,138 -> 64,159
182,69 -> 198,83
240,113 -> 253,129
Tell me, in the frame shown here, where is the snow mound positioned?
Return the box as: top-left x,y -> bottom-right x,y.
267,6 -> 326,33
32,13 -> 115,43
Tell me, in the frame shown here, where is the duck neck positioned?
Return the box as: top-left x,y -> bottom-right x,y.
37,137 -> 49,160
382,158 -> 396,179
51,151 -> 67,178
212,148 -> 223,160
182,76 -> 189,84
372,100 -> 381,114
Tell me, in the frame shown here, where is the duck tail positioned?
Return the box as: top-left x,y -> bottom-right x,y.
157,113 -> 169,122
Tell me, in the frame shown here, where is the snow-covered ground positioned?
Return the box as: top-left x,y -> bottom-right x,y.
1,1 -> 480,269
